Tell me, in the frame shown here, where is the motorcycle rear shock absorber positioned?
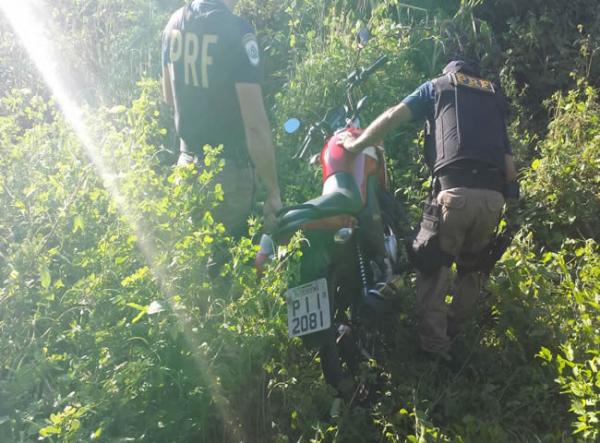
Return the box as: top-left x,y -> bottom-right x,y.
354,241 -> 377,363
356,241 -> 369,301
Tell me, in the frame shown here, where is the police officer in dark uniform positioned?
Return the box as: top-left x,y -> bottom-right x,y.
162,0 -> 281,237
343,59 -> 518,359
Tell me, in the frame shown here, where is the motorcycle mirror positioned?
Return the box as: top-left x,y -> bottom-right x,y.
284,118 -> 301,134
357,27 -> 370,48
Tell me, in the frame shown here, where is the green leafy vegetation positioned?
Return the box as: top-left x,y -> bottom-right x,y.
1,0 -> 598,441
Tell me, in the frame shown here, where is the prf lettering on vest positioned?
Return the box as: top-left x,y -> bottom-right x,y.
169,30 -> 218,88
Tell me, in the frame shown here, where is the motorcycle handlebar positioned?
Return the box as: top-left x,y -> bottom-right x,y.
363,55 -> 388,78
347,55 -> 388,87
296,55 -> 388,159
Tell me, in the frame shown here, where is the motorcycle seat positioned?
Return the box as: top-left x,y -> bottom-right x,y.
276,172 -> 362,234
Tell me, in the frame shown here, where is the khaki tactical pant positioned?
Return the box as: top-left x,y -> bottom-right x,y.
417,187 -> 504,353
177,152 -> 255,237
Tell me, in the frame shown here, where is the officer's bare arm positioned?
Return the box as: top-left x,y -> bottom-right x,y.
162,66 -> 174,106
236,83 -> 282,224
347,102 -> 413,152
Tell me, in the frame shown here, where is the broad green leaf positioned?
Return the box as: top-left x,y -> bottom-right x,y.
131,310 -> 147,324
537,347 -> 553,362
70,418 -> 81,432
126,302 -> 146,311
73,215 -> 85,233
90,427 -> 103,440
39,425 -> 60,437
40,266 -> 51,289
128,302 -> 148,323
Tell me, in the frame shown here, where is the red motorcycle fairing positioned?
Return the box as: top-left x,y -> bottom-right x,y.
320,128 -> 386,204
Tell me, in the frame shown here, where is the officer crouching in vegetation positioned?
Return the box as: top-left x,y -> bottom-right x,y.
343,58 -> 519,361
162,0 -> 282,238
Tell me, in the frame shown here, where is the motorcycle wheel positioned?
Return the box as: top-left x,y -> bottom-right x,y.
328,266 -> 386,406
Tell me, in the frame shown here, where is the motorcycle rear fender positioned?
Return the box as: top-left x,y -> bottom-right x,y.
297,230 -> 358,294
298,229 -> 337,282
297,232 -> 359,349
288,230 -> 338,351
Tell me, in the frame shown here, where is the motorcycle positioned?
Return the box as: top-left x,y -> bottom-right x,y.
257,54 -> 408,403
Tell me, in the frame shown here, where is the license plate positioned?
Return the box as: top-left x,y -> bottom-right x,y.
285,278 -> 331,337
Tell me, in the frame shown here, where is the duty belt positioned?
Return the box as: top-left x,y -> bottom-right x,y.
436,166 -> 504,192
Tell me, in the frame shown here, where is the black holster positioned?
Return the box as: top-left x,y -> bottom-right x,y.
458,221 -> 519,276
408,195 -> 453,275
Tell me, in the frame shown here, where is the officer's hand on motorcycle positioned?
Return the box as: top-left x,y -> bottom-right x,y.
338,132 -> 361,153
263,192 -> 282,233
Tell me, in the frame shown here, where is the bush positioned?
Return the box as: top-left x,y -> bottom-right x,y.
0,82 -> 296,442
2,1 -> 600,441
523,83 -> 600,247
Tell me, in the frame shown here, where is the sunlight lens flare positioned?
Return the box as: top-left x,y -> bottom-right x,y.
0,1 -> 120,202
0,2 -> 241,439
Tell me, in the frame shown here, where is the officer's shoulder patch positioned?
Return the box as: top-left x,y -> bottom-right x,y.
451,72 -> 495,94
242,33 -> 260,67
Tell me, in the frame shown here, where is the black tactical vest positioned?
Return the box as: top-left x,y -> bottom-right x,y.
424,71 -> 507,174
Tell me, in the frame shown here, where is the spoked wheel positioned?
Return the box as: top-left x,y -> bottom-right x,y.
346,323 -> 388,405
328,268 -> 387,406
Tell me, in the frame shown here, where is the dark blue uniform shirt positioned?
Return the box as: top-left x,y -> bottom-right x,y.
162,0 -> 263,161
401,81 -> 436,122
